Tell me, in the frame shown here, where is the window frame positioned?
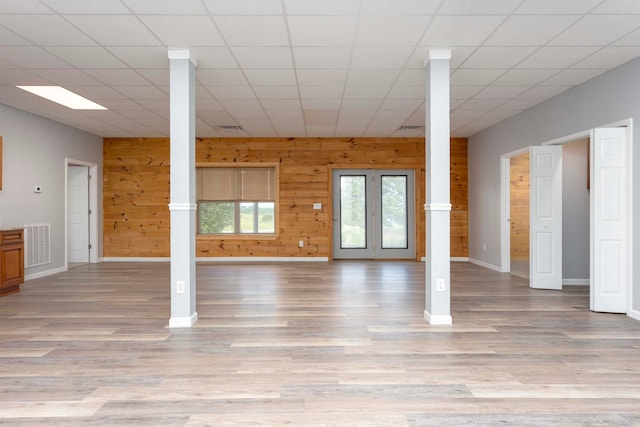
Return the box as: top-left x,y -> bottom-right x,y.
196,163 -> 279,239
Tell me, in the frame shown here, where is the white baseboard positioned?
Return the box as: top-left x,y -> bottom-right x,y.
168,312 -> 198,328
628,308 -> 640,322
25,266 -> 67,281
563,279 -> 589,286
468,258 -> 502,272
424,311 -> 453,325
420,257 -> 470,262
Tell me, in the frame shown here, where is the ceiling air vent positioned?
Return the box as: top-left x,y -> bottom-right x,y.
396,125 -> 424,132
214,125 -> 244,132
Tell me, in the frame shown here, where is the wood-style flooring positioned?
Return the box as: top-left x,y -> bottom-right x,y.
0,261 -> 639,426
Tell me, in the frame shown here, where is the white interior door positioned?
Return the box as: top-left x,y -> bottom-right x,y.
591,127 -> 628,313
68,166 -> 89,263
529,146 -> 562,290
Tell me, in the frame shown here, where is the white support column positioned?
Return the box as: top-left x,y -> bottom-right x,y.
424,49 -> 452,325
168,49 -> 197,328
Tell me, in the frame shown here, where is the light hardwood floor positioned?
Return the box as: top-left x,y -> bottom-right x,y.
1,261 -> 639,426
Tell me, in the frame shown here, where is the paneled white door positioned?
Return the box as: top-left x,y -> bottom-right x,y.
591,128 -> 628,313
529,146 -> 562,290
68,166 -> 89,263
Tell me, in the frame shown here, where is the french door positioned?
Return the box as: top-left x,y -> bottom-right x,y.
332,169 -> 415,259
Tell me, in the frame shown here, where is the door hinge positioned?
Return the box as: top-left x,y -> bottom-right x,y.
88,209 -> 92,215
88,244 -> 92,250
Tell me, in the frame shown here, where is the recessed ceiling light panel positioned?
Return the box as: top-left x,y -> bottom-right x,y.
16,86 -> 107,110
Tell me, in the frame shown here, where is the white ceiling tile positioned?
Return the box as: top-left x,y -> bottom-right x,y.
497,98 -> 541,110
0,0 -> 51,13
136,69 -> 169,85
140,16 -> 224,46
46,47 -> 126,68
486,15 -> 580,46
516,0 -> 603,14
517,47 -> 600,69
114,85 -> 168,99
297,69 -> 348,86
351,47 -> 413,68
304,109 -> 337,126
593,0 -> 640,14
197,99 -> 224,110
262,99 -> 302,109
344,85 -> 391,99
215,16 -> 289,46
253,85 -> 299,99
346,69 -> 401,86
340,110 -> 376,120
0,69 -> 51,85
0,46 -> 70,68
518,86 -> 571,99
202,0 -> 283,15
380,98 -> 423,110
341,99 -> 384,110
0,25 -> 31,46
360,0 -> 440,15
614,27 -> 640,46
422,16 -> 506,46
407,46 -> 476,68
0,15 -> 95,46
293,47 -> 352,68
219,99 -> 262,110
271,118 -> 304,127
275,126 -> 306,137
301,99 -> 342,109
492,69 -> 559,86
458,99 -> 507,110
463,47 -> 538,68
99,99 -> 149,110
232,47 -> 293,68
106,47 -> 168,68
86,69 -> 149,86
209,85 -> 257,100
541,69 -> 607,86
439,0 -> 521,15
304,126 -> 336,137
386,85 -> 424,99
228,109 -> 268,119
355,16 -> 428,46
472,85 -> 529,99
299,86 -> 344,99
284,0 -> 361,15
550,15 -> 640,46
450,69 -> 506,85
243,69 -> 297,86
121,0 -> 207,14
41,0 -> 130,13
395,69 -> 425,85
190,47 -> 238,69
572,47 -> 640,69
71,86 -> 129,100
265,109 -> 303,119
31,69 -> 102,86
450,86 -> 484,98
197,69 -> 248,86
66,16 -> 161,46
288,17 -> 357,46
451,109 -> 487,121
401,108 -> 425,125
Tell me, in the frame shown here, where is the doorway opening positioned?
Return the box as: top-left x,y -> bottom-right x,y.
65,159 -> 99,270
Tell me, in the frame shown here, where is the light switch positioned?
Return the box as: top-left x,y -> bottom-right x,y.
313,203 -> 322,210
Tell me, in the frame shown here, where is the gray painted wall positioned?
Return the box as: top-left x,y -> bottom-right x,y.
0,103 -> 102,278
468,57 -> 640,314
562,139 -> 589,281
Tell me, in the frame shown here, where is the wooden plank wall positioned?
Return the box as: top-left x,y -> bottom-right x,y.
510,152 -> 530,260
103,137 -> 468,259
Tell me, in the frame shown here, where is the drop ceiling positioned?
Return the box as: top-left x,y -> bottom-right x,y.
0,0 -> 639,138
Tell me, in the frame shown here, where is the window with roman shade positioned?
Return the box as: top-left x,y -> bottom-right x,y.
197,166 -> 277,235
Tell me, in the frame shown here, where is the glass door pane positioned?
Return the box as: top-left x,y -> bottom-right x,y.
340,176 -> 366,249
381,175 -> 408,249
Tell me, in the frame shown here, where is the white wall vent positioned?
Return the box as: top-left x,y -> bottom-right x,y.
25,223 -> 51,268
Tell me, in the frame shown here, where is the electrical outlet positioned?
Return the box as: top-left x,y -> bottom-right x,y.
436,278 -> 445,292
299,240 -> 304,248
176,280 -> 185,294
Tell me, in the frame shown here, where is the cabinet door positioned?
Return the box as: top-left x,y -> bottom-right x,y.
1,244 -> 24,287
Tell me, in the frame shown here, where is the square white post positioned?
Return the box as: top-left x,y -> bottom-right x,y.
168,49 -> 197,328
424,49 -> 453,325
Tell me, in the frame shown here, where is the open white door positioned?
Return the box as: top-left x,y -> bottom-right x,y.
68,166 -> 90,263
591,128 -> 628,313
529,146 -> 562,290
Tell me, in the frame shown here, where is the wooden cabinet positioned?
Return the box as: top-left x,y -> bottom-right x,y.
0,229 -> 24,296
